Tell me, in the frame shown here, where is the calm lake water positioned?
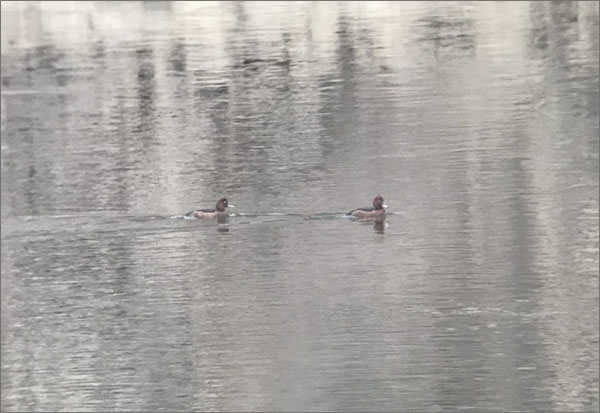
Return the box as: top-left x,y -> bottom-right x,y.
1,1 -> 599,411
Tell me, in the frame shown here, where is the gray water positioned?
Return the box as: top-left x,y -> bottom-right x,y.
1,2 -> 598,412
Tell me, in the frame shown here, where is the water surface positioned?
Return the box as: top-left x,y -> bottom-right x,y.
1,2 -> 599,411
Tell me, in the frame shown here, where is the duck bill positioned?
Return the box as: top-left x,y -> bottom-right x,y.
382,204 -> 389,209
228,204 -> 235,208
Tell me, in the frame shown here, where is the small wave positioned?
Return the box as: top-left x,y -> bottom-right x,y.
170,214 -> 197,220
307,212 -> 350,220
170,211 -> 392,222
1,90 -> 41,96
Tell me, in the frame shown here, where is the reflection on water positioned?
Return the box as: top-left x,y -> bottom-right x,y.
1,2 -> 598,412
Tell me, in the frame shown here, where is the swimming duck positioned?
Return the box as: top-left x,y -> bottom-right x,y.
347,195 -> 388,219
186,198 -> 233,218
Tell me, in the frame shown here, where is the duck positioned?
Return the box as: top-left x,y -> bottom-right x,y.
186,198 -> 233,218
347,195 -> 388,219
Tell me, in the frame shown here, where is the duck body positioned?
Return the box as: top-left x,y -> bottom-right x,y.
347,195 -> 388,219
186,198 -> 232,218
